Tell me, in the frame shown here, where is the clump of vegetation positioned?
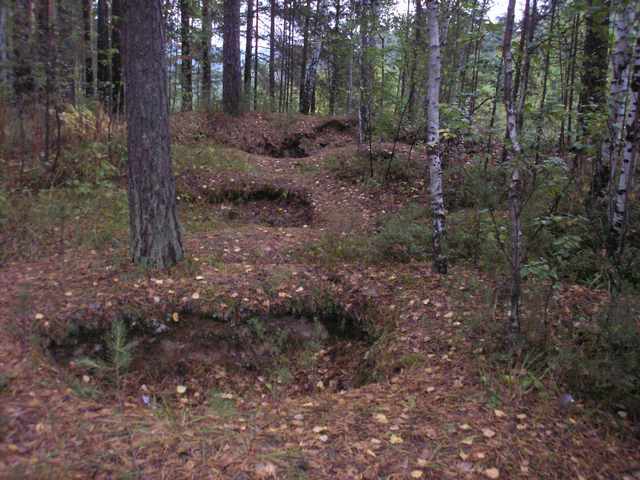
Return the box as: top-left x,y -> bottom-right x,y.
173,143 -> 252,173
76,319 -> 138,389
325,148 -> 421,185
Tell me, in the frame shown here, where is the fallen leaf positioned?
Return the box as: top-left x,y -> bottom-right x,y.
374,413 -> 389,424
482,428 -> 496,438
389,434 -> 403,444
176,385 -> 187,394
411,470 -> 424,478
484,467 -> 500,479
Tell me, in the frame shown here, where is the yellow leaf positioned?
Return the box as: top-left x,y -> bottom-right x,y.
484,467 -> 500,479
389,434 -> 403,444
411,470 -> 424,478
176,385 -> 187,394
172,312 -> 180,322
374,413 -> 389,424
493,409 -> 506,418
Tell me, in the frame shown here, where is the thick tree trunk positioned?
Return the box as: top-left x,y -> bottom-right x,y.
97,0 -> 111,105
180,0 -> 192,111
83,0 -> 94,98
269,0 -> 276,111
201,0 -> 213,110
112,0 -> 124,114
502,0 -> 522,346
223,0 -> 242,115
125,0 -> 184,269
607,35 -> 640,267
244,0 -> 254,107
425,0 -> 447,274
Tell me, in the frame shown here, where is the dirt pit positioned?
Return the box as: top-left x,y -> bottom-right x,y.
48,309 -> 377,404
212,186 -> 314,227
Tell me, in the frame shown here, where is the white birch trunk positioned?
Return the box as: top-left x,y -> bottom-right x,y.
603,1 -> 637,200
608,36 -> 640,264
502,0 -> 522,344
425,0 -> 447,274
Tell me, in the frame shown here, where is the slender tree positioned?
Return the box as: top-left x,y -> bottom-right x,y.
244,0 -> 254,108
112,0 -> 124,113
579,0 -> 609,200
358,0 -> 375,145
83,0 -> 94,98
425,0 -> 447,274
300,0 -> 325,114
180,0 -> 193,111
0,2 -> 7,87
125,0 -> 184,269
502,0 -> 523,346
253,0 -> 260,110
97,0 -> 111,104
201,0 -> 213,109
269,0 -> 276,111
14,0 -> 34,100
223,0 -> 242,115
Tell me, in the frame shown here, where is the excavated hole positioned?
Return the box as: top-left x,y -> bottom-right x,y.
48,306 -> 379,403
210,186 -> 314,227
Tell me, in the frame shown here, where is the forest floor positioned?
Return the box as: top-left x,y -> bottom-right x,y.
1,112 -> 640,479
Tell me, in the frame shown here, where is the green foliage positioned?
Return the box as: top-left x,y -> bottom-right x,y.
554,296 -> 640,419
0,185 -> 128,261
372,204 -> 431,262
325,149 -> 420,185
207,389 -> 238,418
76,319 -> 138,388
172,143 -> 252,173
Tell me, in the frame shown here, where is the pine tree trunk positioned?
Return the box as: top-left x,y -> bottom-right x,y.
112,0 -> 124,114
299,0 -> 311,112
300,0 -> 324,115
253,0 -> 259,110
244,0 -> 254,108
57,0 -> 76,105
358,0 -> 375,145
180,0 -> 192,111
407,0 -> 424,124
425,0 -> 447,274
83,0 -> 94,98
97,0 -> 111,105
328,0 -> 341,115
269,0 -> 276,111
201,0 -> 213,110
223,0 -> 242,115
0,2 -> 9,87
13,0 -> 35,100
125,0 -> 184,269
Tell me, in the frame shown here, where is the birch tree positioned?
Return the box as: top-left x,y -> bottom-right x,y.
607,35 -> 640,269
602,0 -> 638,199
425,0 -> 447,274
502,0 -> 523,345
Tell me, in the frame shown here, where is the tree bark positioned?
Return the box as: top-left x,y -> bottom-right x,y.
254,0 -> 259,110
0,2 -> 9,87
515,0 -> 538,131
300,0 -> 324,114
97,0 -> 111,105
112,0 -> 124,114
223,0 -> 242,115
502,0 -> 523,346
180,0 -> 192,111
125,0 -> 184,269
13,0 -> 35,100
201,0 -> 213,110
606,32 -> 640,266
83,0 -> 94,98
425,0 -> 447,274
358,0 -> 375,145
244,0 -> 254,108
269,0 -> 276,111
579,0 -> 609,200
